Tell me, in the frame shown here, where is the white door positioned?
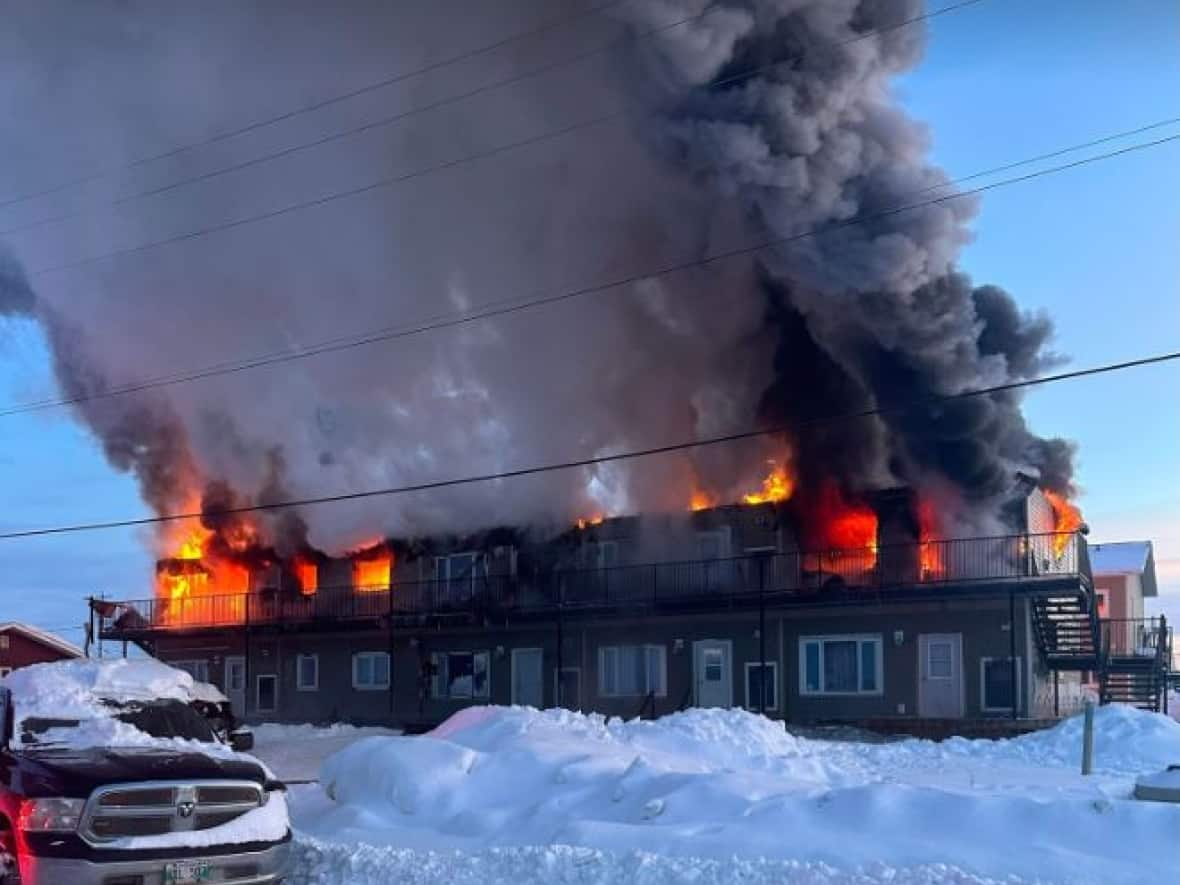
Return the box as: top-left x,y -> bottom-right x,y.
511,648 -> 544,708
692,639 -> 732,707
224,656 -> 246,715
918,633 -> 963,718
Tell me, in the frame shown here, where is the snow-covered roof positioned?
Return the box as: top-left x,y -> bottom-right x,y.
1089,541 -> 1158,596
0,622 -> 84,659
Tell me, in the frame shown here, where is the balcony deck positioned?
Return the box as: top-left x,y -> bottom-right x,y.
97,532 -> 1091,640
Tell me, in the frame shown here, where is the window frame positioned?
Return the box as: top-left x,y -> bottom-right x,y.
798,634 -> 884,697
255,673 -> 278,713
0,635 -> 9,650
597,644 -> 667,698
979,656 -> 1023,713
743,661 -> 779,711
352,651 -> 391,691
172,658 -> 211,684
296,653 -> 319,692
430,650 -> 491,700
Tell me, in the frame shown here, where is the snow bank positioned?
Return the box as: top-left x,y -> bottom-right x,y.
291,841 -> 1034,885
302,706 -> 1180,885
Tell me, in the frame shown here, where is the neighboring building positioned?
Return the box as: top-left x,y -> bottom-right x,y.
0,622 -> 84,677
95,481 -> 1171,732
1089,541 -> 1157,623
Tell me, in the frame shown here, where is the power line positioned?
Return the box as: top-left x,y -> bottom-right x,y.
3,121 -> 1177,419
19,0 -> 986,277
1,348 -> 1176,542
0,0 -> 711,239
0,0 -> 630,214
917,114 -> 1180,193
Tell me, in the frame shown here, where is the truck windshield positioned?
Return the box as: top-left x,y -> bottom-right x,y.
21,699 -> 219,746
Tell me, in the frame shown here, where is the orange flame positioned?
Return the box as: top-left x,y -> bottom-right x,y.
352,544 -> 393,592
917,499 -> 944,579
294,556 -> 319,596
689,490 -> 715,512
1043,490 -> 1083,557
155,522 -> 249,626
576,514 -> 605,530
742,464 -> 795,506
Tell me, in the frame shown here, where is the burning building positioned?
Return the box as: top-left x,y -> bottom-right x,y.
5,3 -> 1168,725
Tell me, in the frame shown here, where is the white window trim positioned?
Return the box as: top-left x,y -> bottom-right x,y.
510,648 -> 543,705
296,653 -> 319,692
980,656 -> 1023,713
352,651 -> 391,691
598,644 -> 667,698
430,650 -> 491,700
255,674 -> 278,713
799,634 -> 884,697
224,657 -> 246,694
696,526 -> 732,559
172,659 -> 211,684
926,639 -> 955,681
744,661 -> 779,711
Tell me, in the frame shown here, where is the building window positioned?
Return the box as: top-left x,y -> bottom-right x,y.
583,541 -> 618,570
1095,591 -> 1109,617
744,661 -> 778,711
296,654 -> 319,692
696,528 -> 730,560
598,645 -> 666,697
799,635 -> 883,696
0,667 -> 11,679
0,635 -> 9,650
980,657 -> 1022,712
225,658 -> 245,694
256,674 -> 278,713
173,659 -> 211,684
353,652 -> 391,690
556,667 -> 581,709
431,651 -> 490,699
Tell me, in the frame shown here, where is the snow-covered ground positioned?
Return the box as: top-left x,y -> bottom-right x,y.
250,722 -> 399,781
261,705 -> 1180,885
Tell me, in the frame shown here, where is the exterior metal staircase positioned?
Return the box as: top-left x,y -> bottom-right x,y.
1032,591 -> 1172,713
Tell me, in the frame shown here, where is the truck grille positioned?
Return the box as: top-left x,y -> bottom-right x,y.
82,781 -> 264,843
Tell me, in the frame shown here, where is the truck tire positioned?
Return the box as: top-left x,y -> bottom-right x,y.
0,826 -> 19,884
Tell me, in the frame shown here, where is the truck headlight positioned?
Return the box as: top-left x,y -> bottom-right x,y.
19,798 -> 85,832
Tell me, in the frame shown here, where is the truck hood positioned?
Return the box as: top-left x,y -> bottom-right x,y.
13,746 -> 271,799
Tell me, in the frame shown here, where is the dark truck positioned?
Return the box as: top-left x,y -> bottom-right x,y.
0,686 -> 291,884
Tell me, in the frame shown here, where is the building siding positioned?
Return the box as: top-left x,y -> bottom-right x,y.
151,593 -> 1052,727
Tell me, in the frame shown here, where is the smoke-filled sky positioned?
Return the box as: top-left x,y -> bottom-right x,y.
0,0 -> 1177,642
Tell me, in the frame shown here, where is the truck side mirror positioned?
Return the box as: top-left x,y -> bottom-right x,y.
229,729 -> 254,752
0,687 -> 13,750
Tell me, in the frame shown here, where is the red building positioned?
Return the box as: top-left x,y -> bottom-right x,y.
0,622 -> 83,677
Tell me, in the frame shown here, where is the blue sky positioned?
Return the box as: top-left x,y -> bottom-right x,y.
0,0 -> 1177,646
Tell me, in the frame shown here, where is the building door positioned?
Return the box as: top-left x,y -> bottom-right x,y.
511,648 -> 544,708
918,633 -> 963,718
692,639 -> 732,708
224,656 -> 246,715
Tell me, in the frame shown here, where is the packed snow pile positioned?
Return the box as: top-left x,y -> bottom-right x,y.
290,841 -> 1042,885
301,705 -> 1180,885
252,722 -> 401,781
3,658 -> 200,723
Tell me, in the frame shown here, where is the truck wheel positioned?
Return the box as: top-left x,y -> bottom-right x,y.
0,827 -> 19,884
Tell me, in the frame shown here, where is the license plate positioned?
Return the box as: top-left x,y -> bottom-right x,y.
164,860 -> 212,884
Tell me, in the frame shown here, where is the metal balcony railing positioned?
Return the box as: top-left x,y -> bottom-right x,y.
1101,617 -> 1174,662
96,531 -> 1088,635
